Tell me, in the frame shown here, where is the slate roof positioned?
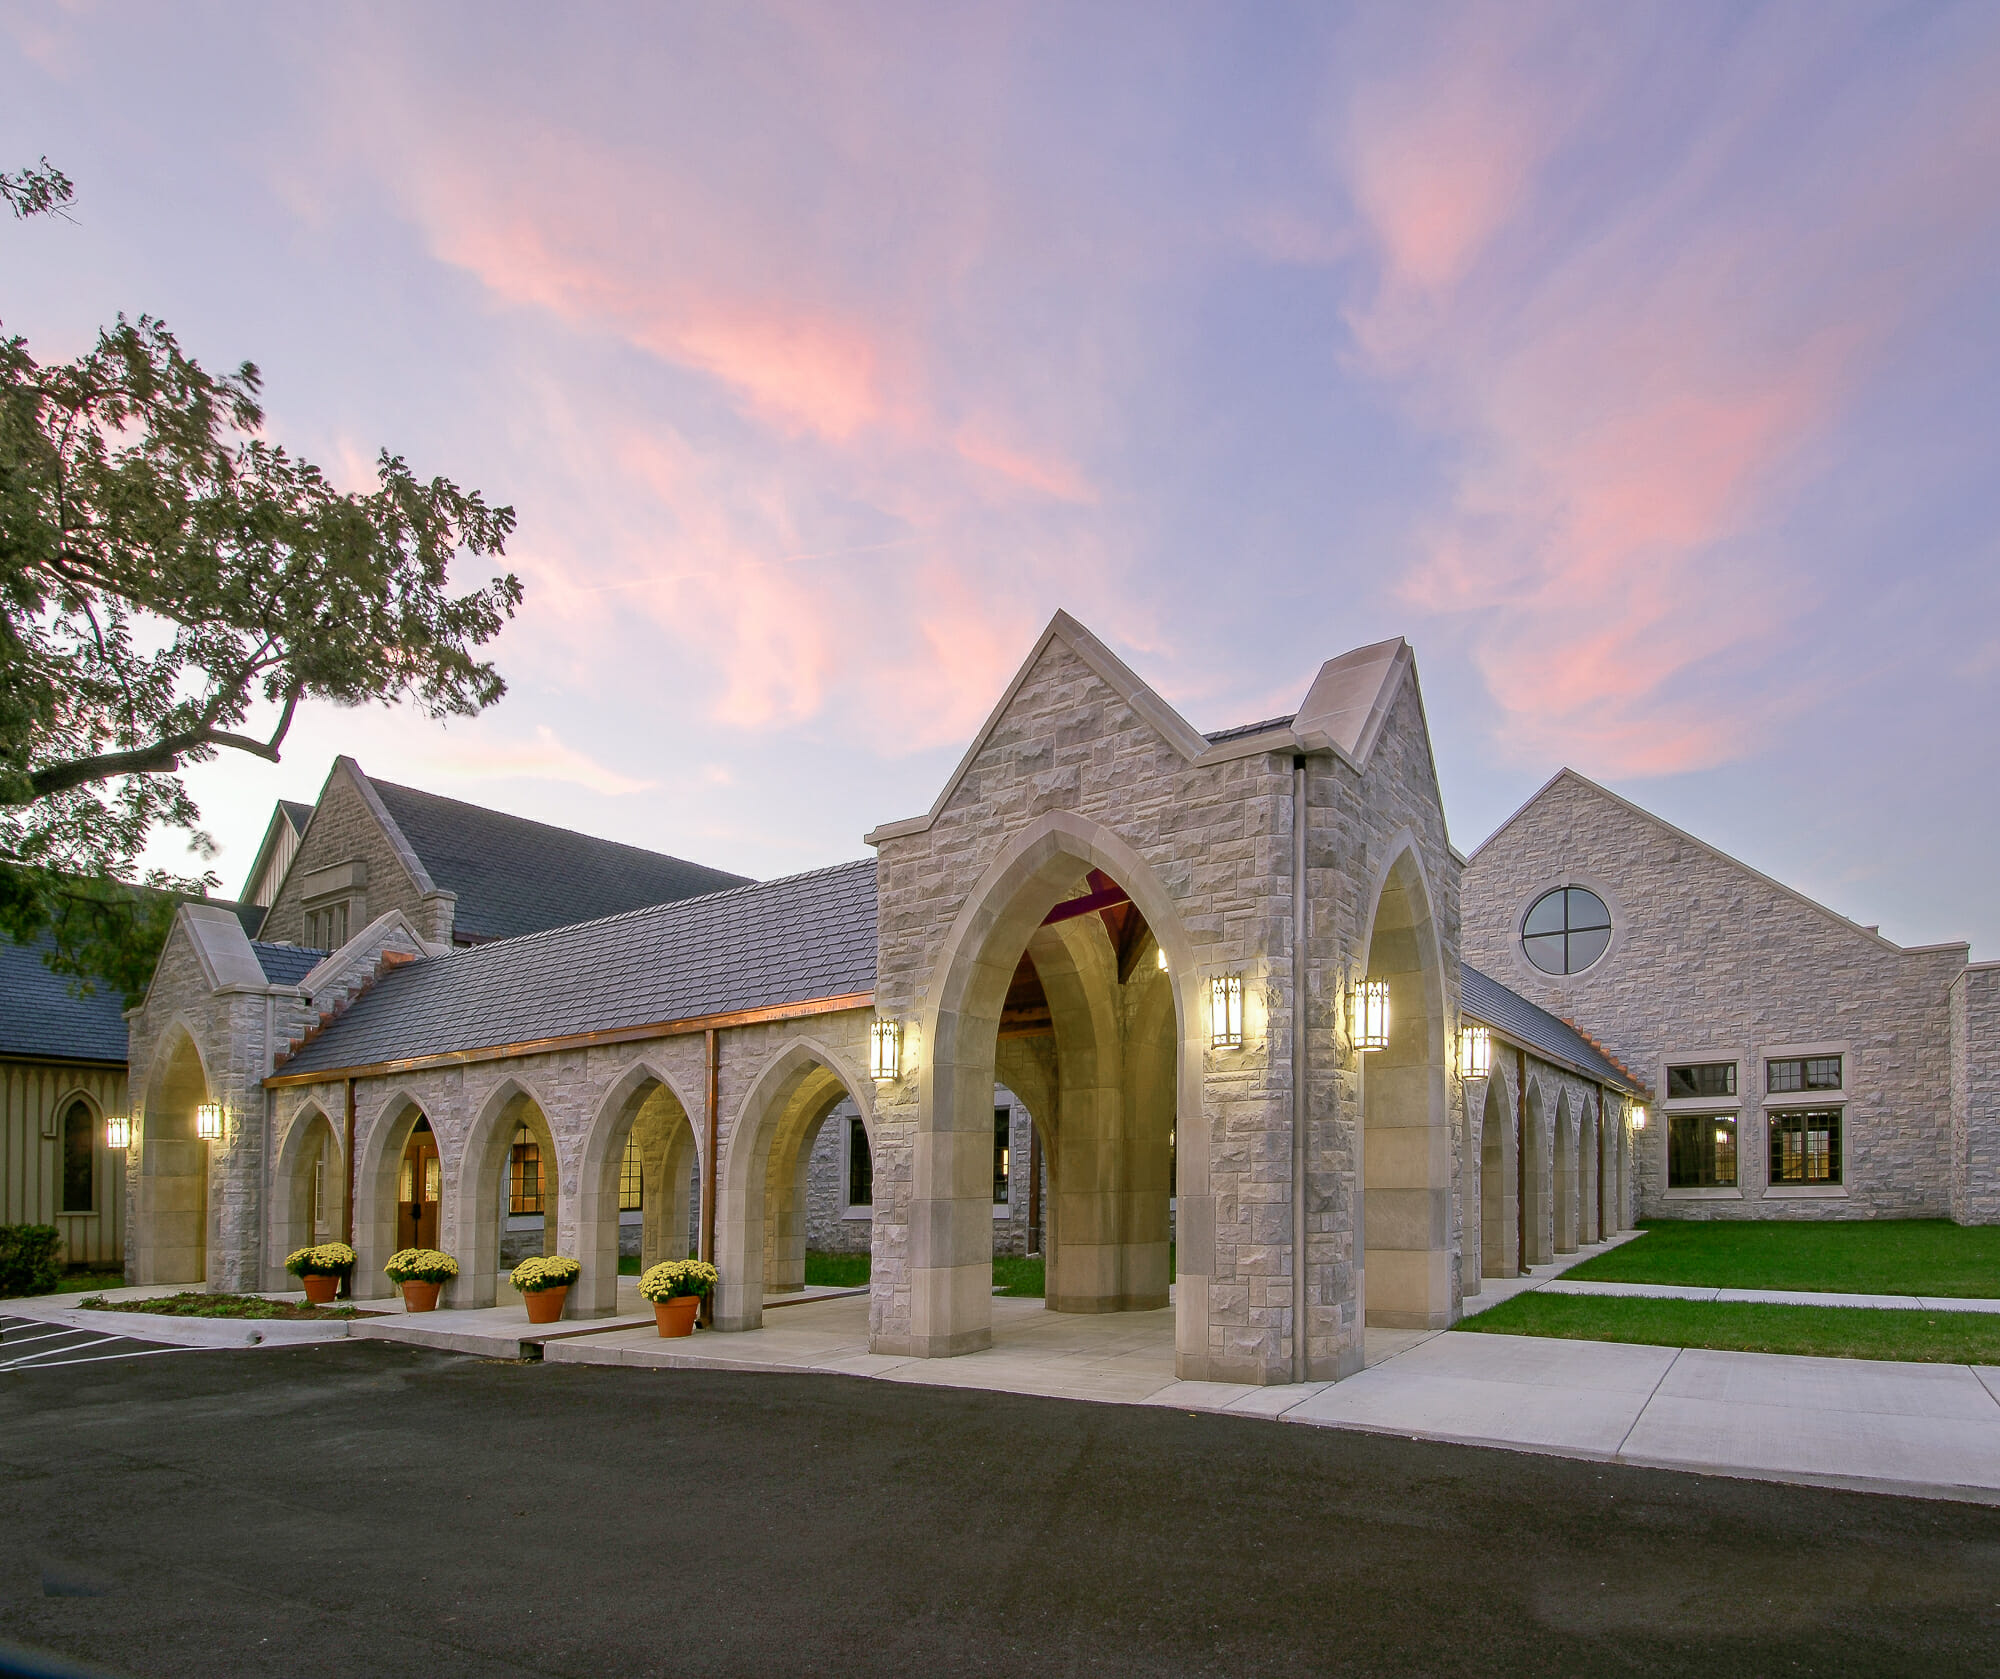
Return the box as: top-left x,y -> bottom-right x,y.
1460,963 -> 1644,1094
254,943 -> 326,987
0,933 -> 130,1064
278,799 -> 315,833
276,859 -> 877,1076
369,777 -> 755,943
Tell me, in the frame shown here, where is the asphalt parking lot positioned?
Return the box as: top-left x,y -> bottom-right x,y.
2,1339 -> 1997,1678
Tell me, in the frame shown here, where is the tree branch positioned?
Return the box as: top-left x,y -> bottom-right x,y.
25,682 -> 305,798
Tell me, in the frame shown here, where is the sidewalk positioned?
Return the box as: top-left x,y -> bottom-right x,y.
1539,1278 -> 2000,1313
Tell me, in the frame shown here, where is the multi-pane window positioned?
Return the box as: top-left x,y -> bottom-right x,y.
619,1134 -> 643,1212
1668,1114 -> 1737,1189
1667,1062 -> 1736,1100
305,900 -> 349,951
60,1099 -> 95,1213
847,1116 -> 873,1208
1521,887 -> 1613,975
1769,1056 -> 1841,1094
993,1107 -> 1012,1204
509,1126 -> 544,1215
310,1153 -> 327,1237
1770,1109 -> 1842,1184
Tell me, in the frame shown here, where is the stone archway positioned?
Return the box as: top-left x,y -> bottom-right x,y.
270,1104 -> 344,1287
353,1092 -> 432,1301
136,1026 -> 211,1285
1554,1090 -> 1577,1255
576,1064 -> 703,1318
1522,1079 -> 1552,1267
1359,846 -> 1452,1329
1477,1077 -> 1515,1280
1581,1096 -> 1601,1245
905,812 -> 1194,1360
715,1037 -> 874,1332
447,1078 -> 561,1309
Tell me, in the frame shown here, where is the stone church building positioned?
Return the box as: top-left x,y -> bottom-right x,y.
114,613 -> 2000,1388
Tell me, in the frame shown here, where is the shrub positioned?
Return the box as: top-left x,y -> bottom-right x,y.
284,1242 -> 357,1277
638,1259 -> 718,1302
384,1247 -> 459,1284
0,1225 -> 64,1298
510,1255 -> 581,1293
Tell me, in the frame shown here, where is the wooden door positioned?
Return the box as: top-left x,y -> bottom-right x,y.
399,1126 -> 440,1250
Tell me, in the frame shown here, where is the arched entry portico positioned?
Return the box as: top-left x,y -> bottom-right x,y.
1554,1091 -> 1578,1254
1477,1076 -> 1516,1281
1358,846 -> 1453,1329
716,1038 -> 874,1331
136,1026 -> 211,1285
1523,1080 -> 1552,1267
901,812 -> 1195,1360
353,1093 -> 434,1300
448,1079 -> 560,1308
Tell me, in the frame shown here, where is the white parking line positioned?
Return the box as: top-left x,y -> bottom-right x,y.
3,1344 -> 205,1373
0,1323 -> 100,1347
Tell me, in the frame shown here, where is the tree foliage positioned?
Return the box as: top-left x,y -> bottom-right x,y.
1,301 -> 522,1000
1,157 -> 74,221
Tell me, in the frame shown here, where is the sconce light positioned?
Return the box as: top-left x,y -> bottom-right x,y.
1458,1024 -> 1491,1080
1156,945 -> 1169,972
869,1019 -> 901,1083
105,1114 -> 131,1151
1630,1105 -> 1647,1131
195,1101 -> 223,1140
1209,974 -> 1243,1050
1352,979 -> 1390,1053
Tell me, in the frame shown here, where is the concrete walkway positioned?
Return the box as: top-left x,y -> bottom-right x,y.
1541,1278 -> 2000,1313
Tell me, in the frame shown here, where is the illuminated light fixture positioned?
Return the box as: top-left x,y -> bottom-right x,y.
869,1019 -> 901,1083
105,1114 -> 131,1151
1352,980 -> 1391,1053
1156,945 -> 1169,972
1715,1126 -> 1730,1148
195,1101 -> 223,1141
1458,1024 -> 1492,1080
1630,1105 -> 1647,1131
1209,974 -> 1243,1050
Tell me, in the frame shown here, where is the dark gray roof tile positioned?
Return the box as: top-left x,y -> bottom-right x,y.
0,933 -> 129,1064
1460,963 -> 1643,1094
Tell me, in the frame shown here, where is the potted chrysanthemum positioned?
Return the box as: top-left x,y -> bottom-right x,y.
384,1247 -> 459,1312
510,1254 -> 581,1324
284,1241 -> 357,1304
638,1259 -> 718,1337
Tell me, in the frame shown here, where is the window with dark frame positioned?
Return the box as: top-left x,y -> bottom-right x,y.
1521,887 -> 1613,975
1667,1113 -> 1737,1189
1768,1055 -> 1842,1094
848,1116 -> 873,1208
618,1133 -> 643,1212
1770,1108 -> 1841,1184
994,1107 -> 1011,1204
60,1099 -> 95,1213
1667,1062 -> 1736,1100
509,1126 -> 544,1215
306,900 -> 349,951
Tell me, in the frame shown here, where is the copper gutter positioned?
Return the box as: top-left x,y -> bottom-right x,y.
700,1027 -> 720,1327
1515,1047 -> 1528,1274
264,991 -> 873,1088
341,1076 -> 356,1297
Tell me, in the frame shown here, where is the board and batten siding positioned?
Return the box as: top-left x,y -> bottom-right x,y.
1,1058 -> 128,1271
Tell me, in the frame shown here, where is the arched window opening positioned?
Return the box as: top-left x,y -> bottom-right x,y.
61,1098 -> 96,1214
509,1125 -> 544,1215
618,1133 -> 644,1212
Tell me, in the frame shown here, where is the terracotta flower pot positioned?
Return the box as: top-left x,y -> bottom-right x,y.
401,1279 -> 442,1313
655,1296 -> 700,1337
301,1273 -> 340,1305
524,1284 -> 568,1325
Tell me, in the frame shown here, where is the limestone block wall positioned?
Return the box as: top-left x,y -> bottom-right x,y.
259,762 -> 438,947
1951,965 -> 2000,1224
1463,773 -> 1968,1221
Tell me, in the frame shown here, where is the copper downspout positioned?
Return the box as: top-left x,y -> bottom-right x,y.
341,1076 -> 357,1298
1515,1048 -> 1528,1276
701,1027 -> 720,1322
1290,754 -> 1309,1383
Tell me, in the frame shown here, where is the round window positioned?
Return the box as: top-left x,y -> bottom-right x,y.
1521,887 -> 1612,975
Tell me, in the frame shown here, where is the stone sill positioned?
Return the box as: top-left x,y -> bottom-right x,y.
1762,1184 -> 1849,1199
841,1208 -> 872,1221
1663,1187 -> 1743,1200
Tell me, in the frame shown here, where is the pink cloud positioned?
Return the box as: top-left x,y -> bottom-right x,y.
953,423 -> 1096,505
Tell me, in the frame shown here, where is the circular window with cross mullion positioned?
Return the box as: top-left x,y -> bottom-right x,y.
1522,886 -> 1612,975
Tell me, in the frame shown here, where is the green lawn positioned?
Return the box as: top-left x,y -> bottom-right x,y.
992,1255 -> 1044,1297
799,1252 -> 1049,1295
52,1270 -> 128,1294
1462,1291 -> 2000,1364
1565,1219 -> 2000,1297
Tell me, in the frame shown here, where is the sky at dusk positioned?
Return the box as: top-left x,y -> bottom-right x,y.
6,2 -> 1999,950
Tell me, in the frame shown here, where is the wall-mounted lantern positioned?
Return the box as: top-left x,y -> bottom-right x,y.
1352,979 -> 1390,1053
1209,974 -> 1243,1050
195,1101 -> 223,1141
869,1019 -> 901,1083
1156,945 -> 1169,972
1458,1024 -> 1492,1080
1630,1105 -> 1647,1131
104,1114 -> 131,1151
